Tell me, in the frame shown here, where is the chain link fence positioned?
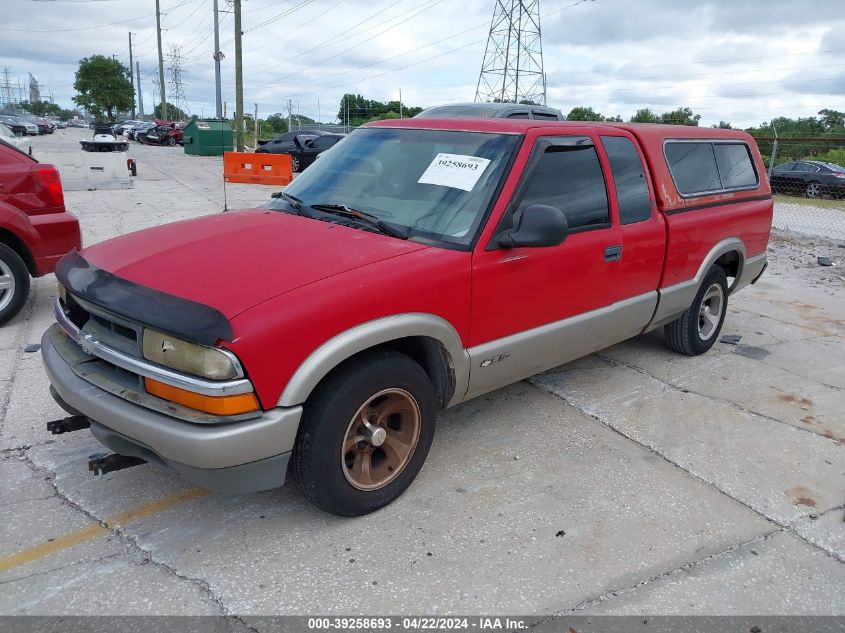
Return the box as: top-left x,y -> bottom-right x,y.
754,135 -> 845,241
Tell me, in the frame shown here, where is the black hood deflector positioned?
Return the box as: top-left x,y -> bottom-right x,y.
55,251 -> 234,345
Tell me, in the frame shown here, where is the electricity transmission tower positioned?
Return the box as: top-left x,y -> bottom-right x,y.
0,67 -> 21,109
167,44 -> 189,117
28,73 -> 41,103
475,0 -> 546,105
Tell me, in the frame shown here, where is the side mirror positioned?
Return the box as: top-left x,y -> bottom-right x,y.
304,139 -> 315,148
497,204 -> 569,249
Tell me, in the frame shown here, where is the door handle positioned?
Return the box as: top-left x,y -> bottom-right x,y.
604,245 -> 622,262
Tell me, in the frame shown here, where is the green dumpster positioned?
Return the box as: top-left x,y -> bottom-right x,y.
183,119 -> 233,156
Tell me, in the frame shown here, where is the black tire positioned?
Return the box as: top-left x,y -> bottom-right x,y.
0,243 -> 31,326
805,181 -> 821,199
167,136 -> 177,147
664,266 -> 728,356
291,349 -> 437,517
290,155 -> 300,172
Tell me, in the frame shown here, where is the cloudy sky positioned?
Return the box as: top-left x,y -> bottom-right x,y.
1,0 -> 843,127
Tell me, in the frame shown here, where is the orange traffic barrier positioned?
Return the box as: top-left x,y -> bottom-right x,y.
223,151 -> 293,186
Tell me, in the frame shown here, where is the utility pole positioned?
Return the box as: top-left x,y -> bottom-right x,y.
128,32 -> 136,119
287,98 -> 292,132
234,0 -> 244,151
155,0 -> 168,120
212,0 -> 223,119
136,61 -> 145,118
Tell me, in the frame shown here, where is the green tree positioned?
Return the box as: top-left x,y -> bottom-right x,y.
154,102 -> 188,121
337,93 -> 423,126
817,108 -> 845,131
713,121 -> 733,129
566,106 -> 604,121
265,113 -> 288,133
630,108 -> 660,123
73,55 -> 134,122
660,107 -> 701,126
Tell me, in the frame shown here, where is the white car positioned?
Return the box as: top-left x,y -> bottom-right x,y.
0,122 -> 32,155
115,120 -> 144,136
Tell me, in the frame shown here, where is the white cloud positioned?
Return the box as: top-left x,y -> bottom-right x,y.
0,0 -> 842,126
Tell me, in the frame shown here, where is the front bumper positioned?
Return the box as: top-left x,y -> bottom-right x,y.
42,326 -> 302,494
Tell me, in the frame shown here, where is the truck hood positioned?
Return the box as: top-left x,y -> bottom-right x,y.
81,208 -> 428,319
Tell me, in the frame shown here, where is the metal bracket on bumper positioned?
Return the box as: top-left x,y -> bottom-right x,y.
88,452 -> 147,478
47,415 -> 90,435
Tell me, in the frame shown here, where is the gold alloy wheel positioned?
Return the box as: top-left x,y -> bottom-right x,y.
341,388 -> 421,491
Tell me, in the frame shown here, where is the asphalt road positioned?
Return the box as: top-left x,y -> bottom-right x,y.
1,129 -> 843,620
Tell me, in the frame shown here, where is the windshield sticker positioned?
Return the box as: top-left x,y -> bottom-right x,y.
417,153 -> 492,192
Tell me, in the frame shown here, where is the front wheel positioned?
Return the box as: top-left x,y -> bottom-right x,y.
167,136 -> 177,147
290,155 -> 301,172
291,349 -> 437,516
0,243 -> 31,326
664,266 -> 728,356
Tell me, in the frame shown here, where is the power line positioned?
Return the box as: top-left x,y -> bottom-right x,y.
244,0 -> 405,77
263,0 -> 445,89
243,0 -> 317,34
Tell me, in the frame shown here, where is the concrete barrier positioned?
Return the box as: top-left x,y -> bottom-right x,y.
40,151 -> 134,191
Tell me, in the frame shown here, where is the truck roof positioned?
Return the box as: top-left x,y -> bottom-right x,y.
366,117 -> 756,142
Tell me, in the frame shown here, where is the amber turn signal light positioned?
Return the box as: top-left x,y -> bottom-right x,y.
144,378 -> 260,416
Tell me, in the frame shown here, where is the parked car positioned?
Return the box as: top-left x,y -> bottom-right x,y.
0,137 -> 81,324
0,123 -> 32,155
114,120 -> 144,136
4,116 -> 38,136
23,116 -> 53,135
126,122 -> 155,140
43,119 -> 771,516
283,132 -> 345,171
416,102 -> 565,120
0,115 -> 29,137
139,123 -> 183,146
256,130 -> 325,156
769,160 -> 845,199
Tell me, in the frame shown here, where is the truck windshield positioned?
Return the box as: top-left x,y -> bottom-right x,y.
267,127 -> 519,247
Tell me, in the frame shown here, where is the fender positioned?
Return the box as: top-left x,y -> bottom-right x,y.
277,313 -> 470,408
646,237 -> 746,331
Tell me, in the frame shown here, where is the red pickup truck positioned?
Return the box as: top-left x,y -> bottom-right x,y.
42,119 -> 772,516
0,138 -> 81,324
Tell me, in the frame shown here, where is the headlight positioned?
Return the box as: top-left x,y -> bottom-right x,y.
142,329 -> 240,380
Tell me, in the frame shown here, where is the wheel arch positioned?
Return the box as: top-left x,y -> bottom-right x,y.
277,313 -> 470,409
0,227 -> 36,276
647,237 -> 746,331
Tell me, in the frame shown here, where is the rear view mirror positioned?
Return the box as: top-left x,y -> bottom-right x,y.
497,204 -> 569,248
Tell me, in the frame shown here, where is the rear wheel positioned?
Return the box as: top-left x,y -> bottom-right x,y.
291,349 -> 436,516
664,266 -> 728,356
806,181 -> 821,199
290,155 -> 301,172
0,244 -> 30,326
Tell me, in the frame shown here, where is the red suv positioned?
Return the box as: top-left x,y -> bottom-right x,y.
0,138 -> 81,324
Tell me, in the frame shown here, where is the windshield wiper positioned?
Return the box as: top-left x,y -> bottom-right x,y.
309,203 -> 409,239
270,191 -> 314,217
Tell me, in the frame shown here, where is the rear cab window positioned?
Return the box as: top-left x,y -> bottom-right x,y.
664,140 -> 759,197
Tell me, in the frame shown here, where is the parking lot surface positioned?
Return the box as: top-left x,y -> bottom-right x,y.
1,129 -> 843,618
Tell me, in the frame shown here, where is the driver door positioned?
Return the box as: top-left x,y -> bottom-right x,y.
466,131 -> 651,398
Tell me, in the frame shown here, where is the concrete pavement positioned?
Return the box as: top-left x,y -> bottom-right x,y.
0,129 -> 842,619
